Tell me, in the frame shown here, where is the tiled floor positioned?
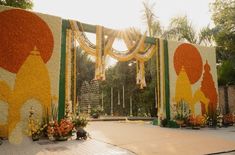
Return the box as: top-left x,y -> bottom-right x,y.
0,137 -> 135,155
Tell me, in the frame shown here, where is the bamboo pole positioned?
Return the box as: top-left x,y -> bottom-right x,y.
130,96 -> 133,117
101,91 -> 104,111
73,36 -> 77,114
118,90 -> 120,105
111,87 -> 113,116
155,86 -> 158,109
122,85 -> 125,108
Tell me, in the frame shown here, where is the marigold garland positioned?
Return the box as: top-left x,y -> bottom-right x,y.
68,20 -> 158,89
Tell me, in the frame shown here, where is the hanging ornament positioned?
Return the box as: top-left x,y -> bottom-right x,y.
136,61 -> 146,89
69,20 -> 114,80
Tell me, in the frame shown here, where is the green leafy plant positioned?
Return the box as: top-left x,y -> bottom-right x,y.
160,118 -> 168,127
160,118 -> 179,128
172,100 -> 190,121
91,106 -> 103,118
72,114 -> 88,129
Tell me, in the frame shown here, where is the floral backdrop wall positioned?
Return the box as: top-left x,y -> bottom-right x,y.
167,41 -> 218,118
0,5 -> 61,144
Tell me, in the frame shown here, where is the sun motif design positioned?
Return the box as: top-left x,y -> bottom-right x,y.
173,43 -> 203,84
0,9 -> 54,73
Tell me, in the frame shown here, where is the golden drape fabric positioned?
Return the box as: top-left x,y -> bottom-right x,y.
68,20 -> 158,89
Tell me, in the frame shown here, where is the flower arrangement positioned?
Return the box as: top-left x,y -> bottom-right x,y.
47,119 -> 73,140
27,107 -> 47,141
47,121 -> 55,140
186,114 -> 208,128
195,115 -> 208,127
172,100 -> 189,126
187,114 -> 196,126
223,113 -> 234,126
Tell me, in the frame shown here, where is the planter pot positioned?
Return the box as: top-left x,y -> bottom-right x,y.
76,127 -> 87,140
176,120 -> 184,128
48,135 -> 55,141
56,136 -> 68,141
192,126 -> 200,130
32,134 -> 40,141
92,113 -> 99,119
176,120 -> 184,125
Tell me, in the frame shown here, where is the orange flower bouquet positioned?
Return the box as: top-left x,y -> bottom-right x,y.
53,119 -> 74,140
223,113 -> 234,126
195,115 -> 207,127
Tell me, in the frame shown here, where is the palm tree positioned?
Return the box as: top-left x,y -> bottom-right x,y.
162,16 -> 197,43
142,0 -> 162,37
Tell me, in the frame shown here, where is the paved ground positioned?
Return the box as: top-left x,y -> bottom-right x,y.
0,135 -> 134,155
1,121 -> 235,155
86,121 -> 235,155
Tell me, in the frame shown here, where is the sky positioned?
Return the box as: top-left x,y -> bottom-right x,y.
33,0 -> 214,66
33,0 -> 214,32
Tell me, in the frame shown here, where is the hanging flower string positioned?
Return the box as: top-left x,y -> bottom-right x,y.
68,20 -> 158,89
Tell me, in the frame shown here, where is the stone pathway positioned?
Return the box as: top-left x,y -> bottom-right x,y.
0,137 -> 135,155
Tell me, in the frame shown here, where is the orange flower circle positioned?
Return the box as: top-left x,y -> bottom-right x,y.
174,43 -> 203,84
0,9 -> 53,73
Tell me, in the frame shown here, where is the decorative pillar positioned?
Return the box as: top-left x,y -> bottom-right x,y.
73,37 -> 77,114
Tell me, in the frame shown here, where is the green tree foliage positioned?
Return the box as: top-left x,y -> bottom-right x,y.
76,48 -> 95,97
218,60 -> 235,85
211,0 -> 235,59
199,25 -> 215,47
211,0 -> 235,85
0,0 -> 33,9
163,16 -> 198,44
142,1 -> 215,47
100,60 -> 156,117
162,16 -> 215,46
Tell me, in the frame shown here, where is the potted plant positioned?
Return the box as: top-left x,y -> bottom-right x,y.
175,115 -> 185,127
90,106 -> 103,119
173,100 -> 189,127
72,114 -> 88,140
